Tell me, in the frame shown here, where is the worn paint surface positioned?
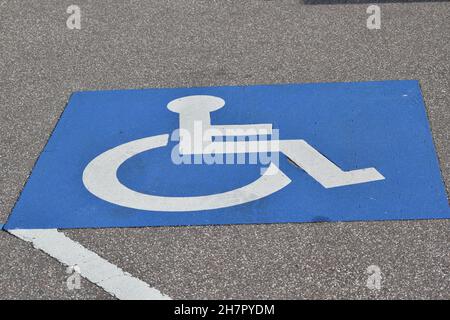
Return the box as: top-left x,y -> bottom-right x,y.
4,81 -> 449,229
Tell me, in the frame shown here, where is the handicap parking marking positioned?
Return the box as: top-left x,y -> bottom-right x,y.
4,80 -> 449,230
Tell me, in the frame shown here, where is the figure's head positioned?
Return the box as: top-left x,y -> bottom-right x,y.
167,95 -> 225,115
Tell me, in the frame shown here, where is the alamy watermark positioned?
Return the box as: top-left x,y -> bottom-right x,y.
66,265 -> 81,290
367,5 -> 381,30
66,5 -> 81,30
169,121 -> 280,175
366,265 -> 382,290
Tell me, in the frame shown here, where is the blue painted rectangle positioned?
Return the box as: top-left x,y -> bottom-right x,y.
4,80 -> 449,229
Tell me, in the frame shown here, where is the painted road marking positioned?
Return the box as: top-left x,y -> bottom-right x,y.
82,127 -> 384,212
82,95 -> 383,212
84,142 -> 292,211
8,228 -> 170,300
4,80 -> 449,229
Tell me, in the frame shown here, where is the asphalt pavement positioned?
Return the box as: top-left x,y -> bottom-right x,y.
0,0 -> 449,299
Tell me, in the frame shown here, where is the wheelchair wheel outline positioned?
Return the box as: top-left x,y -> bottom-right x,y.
82,134 -> 292,212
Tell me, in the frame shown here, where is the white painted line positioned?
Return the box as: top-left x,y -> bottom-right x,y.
8,228 -> 171,300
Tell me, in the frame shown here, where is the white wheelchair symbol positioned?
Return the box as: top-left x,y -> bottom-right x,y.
83,95 -> 384,211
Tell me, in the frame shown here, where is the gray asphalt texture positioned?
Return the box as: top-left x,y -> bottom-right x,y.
0,0 -> 449,299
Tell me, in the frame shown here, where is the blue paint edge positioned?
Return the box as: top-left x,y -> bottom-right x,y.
3,80 -> 450,230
